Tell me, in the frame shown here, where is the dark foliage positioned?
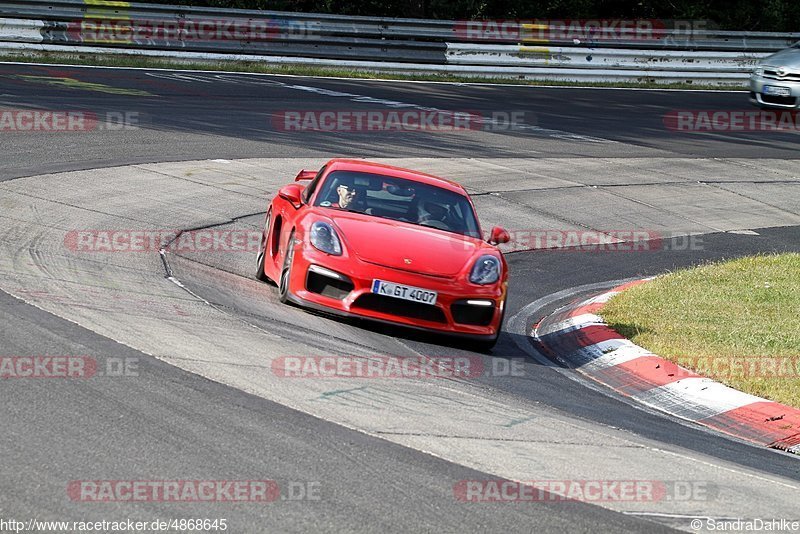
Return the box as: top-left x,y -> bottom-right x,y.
138,0 -> 800,31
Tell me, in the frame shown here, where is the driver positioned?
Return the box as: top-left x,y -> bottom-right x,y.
328,178 -> 367,211
336,183 -> 360,209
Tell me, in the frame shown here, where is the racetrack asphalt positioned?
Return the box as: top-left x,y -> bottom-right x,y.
1,63 -> 800,180
1,63 -> 799,533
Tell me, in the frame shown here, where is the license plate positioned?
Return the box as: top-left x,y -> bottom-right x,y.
764,85 -> 791,96
371,279 -> 437,305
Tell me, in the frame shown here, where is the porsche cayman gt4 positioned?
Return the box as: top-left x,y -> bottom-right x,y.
256,159 -> 510,349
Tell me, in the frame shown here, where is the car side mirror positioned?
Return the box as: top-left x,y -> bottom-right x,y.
278,184 -> 304,208
488,226 -> 510,245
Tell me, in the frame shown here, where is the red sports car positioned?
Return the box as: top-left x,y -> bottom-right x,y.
255,159 -> 510,350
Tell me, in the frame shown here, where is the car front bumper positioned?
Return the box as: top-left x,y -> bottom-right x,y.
749,74 -> 800,109
286,244 -> 506,339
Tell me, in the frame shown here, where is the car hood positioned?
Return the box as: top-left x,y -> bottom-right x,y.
330,213 -> 483,277
762,47 -> 800,69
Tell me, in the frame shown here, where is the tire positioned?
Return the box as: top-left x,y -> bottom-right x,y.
475,333 -> 500,353
278,229 -> 296,304
476,303 -> 506,353
255,209 -> 272,283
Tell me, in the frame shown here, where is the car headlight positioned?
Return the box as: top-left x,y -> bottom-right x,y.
753,66 -> 765,76
470,255 -> 501,285
309,221 -> 342,255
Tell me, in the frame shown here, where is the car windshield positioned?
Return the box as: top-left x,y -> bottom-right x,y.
313,170 -> 481,239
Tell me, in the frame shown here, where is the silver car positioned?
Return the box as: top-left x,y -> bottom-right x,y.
750,43 -> 800,109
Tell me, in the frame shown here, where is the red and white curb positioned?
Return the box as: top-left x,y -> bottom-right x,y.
533,279 -> 800,455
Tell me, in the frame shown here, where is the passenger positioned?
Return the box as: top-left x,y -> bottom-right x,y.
417,201 -> 449,228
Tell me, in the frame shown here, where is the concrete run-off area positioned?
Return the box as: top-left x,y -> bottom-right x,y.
1,156 -> 799,530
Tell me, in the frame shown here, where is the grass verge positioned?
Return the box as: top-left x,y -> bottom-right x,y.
601,253 -> 800,408
0,51 -> 747,91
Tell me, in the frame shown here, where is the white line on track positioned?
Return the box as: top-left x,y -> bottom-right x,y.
0,60 -> 748,92
143,70 -> 615,142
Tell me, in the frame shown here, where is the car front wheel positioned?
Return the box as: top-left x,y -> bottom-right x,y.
278,230 -> 296,304
255,209 -> 272,283
475,304 -> 506,352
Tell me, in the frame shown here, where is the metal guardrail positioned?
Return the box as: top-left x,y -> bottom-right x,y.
447,44 -> 766,72
0,0 -> 795,84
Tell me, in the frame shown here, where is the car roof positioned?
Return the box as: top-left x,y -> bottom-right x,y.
323,159 -> 468,195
